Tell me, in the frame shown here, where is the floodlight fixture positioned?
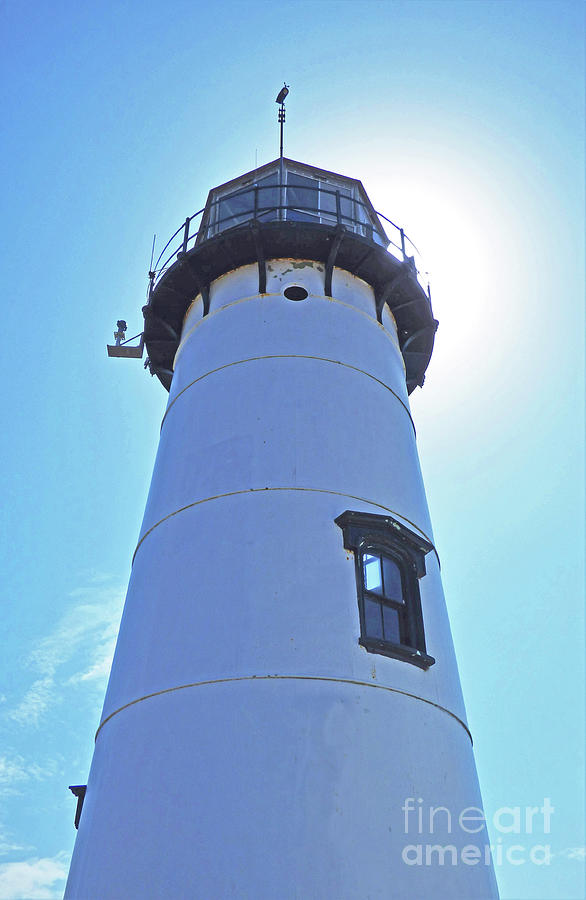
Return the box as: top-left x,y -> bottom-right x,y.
276,84 -> 289,105
276,83 -> 290,159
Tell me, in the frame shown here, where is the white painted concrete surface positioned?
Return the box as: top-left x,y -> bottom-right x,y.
66,259 -> 498,898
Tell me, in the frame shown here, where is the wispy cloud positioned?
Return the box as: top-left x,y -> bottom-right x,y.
0,756 -> 31,787
0,823 -> 31,858
68,652 -> 114,685
8,582 -> 124,728
0,852 -> 69,900
0,841 -> 28,858
0,754 -> 56,797
8,680 -> 53,731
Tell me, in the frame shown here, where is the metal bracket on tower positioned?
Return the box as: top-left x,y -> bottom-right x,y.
142,308 -> 179,343
403,321 -> 439,392
249,220 -> 267,294
375,265 -> 415,322
69,785 -> 87,830
401,321 -> 439,354
176,252 -> 210,316
324,225 -> 346,297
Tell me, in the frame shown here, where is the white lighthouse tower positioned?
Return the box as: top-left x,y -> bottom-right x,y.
66,142 -> 499,897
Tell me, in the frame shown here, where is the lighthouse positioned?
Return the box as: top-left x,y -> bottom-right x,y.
66,149 -> 499,897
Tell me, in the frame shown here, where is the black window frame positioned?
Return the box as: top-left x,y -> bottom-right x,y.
335,510 -> 435,670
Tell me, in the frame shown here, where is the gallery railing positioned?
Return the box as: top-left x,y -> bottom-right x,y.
148,182 -> 428,296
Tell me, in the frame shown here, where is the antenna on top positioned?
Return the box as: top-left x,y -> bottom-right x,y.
275,83 -> 289,159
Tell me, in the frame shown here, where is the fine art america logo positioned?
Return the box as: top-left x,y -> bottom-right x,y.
401,798 -> 554,867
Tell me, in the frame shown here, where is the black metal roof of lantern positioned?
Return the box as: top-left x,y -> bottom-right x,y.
143,158 -> 438,393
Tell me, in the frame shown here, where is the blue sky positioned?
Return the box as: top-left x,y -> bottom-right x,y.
0,1 -> 584,897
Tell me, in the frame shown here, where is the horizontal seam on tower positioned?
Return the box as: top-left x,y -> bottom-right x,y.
95,675 -> 472,745
161,355 -> 415,432
132,486 -> 439,566
176,291 -> 402,365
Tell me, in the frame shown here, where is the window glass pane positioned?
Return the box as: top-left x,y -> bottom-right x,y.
287,209 -> 318,223
217,188 -> 254,229
364,597 -> 383,639
355,199 -> 375,240
319,184 -> 336,214
382,556 -> 403,603
356,199 -> 371,225
382,605 -> 402,644
287,174 -> 319,215
320,185 -> 352,220
255,174 -> 279,221
340,194 -> 354,223
363,554 -> 382,593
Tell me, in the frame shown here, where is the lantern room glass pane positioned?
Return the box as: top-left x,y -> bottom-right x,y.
204,163 -> 389,247
319,184 -> 336,214
255,173 -> 279,221
356,200 -> 372,235
287,174 -> 318,209
319,185 -> 353,224
217,188 -> 254,230
340,193 -> 354,224
287,173 -> 319,222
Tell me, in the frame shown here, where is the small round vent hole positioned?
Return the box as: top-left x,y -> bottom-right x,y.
284,285 -> 308,302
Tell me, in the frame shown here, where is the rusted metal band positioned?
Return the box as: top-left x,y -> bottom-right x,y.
161,354 -> 414,432
96,674 -> 471,744
132,486 -> 439,567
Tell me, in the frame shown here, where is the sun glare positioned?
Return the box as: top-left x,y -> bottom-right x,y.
372,158 -> 527,392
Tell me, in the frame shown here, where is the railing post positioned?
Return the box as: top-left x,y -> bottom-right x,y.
182,217 -> 190,254
400,227 -> 406,258
335,190 -> 341,225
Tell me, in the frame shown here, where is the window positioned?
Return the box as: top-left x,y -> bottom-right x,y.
335,510 -> 435,669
